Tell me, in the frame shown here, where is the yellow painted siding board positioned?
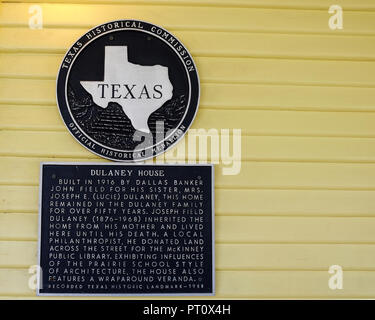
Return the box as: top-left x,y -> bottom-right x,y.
2,268 -> 375,298
2,28 -> 375,61
3,241 -> 375,271
3,156 -> 375,189
4,0 -> 375,11
2,213 -> 375,244
0,213 -> 37,241
1,3 -> 375,35
4,106 -> 375,137
3,78 -> 375,112
0,0 -> 375,299
4,186 -> 375,217
4,131 -> 375,163
0,241 -> 37,268
0,186 -> 39,213
5,53 -> 375,87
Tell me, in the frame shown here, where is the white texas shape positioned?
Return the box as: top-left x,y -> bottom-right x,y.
80,46 -> 173,133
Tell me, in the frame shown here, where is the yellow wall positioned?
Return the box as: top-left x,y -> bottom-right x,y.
1,0 -> 375,299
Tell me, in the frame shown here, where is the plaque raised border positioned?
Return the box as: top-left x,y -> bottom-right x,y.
37,162 -> 215,296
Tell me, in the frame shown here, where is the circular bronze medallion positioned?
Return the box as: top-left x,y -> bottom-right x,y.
57,20 -> 199,161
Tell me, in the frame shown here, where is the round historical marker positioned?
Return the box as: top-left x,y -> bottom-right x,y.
56,20 -> 199,162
